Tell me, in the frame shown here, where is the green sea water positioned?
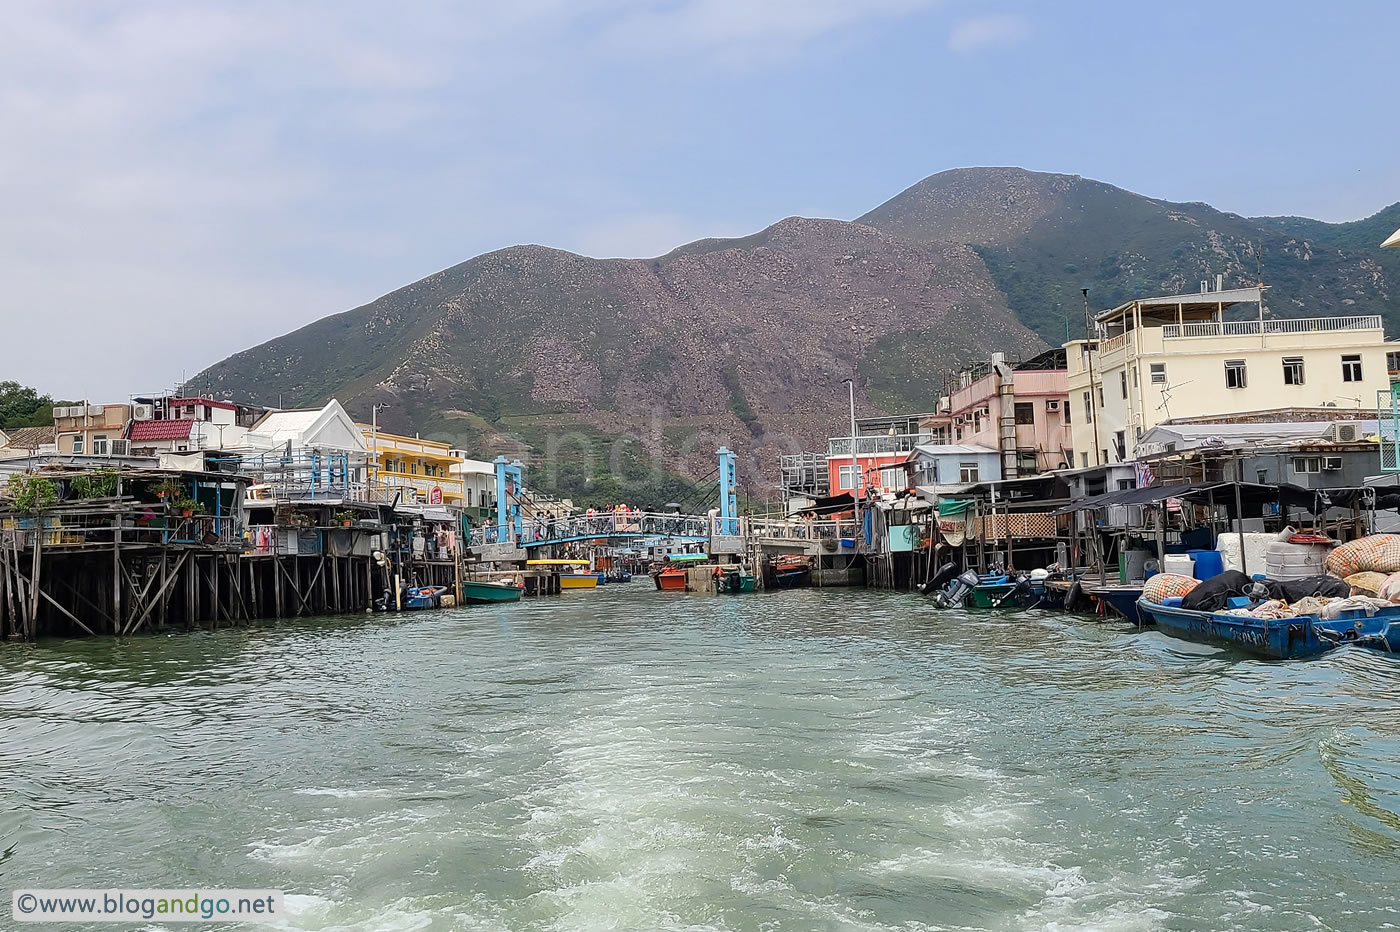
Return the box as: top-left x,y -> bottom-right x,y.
3,585 -> 1399,931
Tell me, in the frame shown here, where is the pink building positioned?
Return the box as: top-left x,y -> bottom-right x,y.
922,349 -> 1071,478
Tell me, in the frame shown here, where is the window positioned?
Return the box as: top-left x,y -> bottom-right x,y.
1282,356 -> 1305,385
1017,450 -> 1038,474
92,435 -> 108,455
1120,371 -> 1128,399
879,467 -> 904,490
958,462 -> 979,483
1063,400 -> 1071,424
1080,452 -> 1089,468
1224,359 -> 1247,389
1388,350 -> 1400,373
1342,354 -> 1363,382
1097,386 -> 1105,407
837,464 -> 857,490
1014,402 -> 1035,425
1114,431 -> 1126,461
1132,367 -> 1139,387
1293,456 -> 1322,474
955,426 -> 963,442
1101,449 -> 1109,465
1083,391 -> 1093,422
1150,363 -> 1166,384
1257,469 -> 1268,484
71,435 -> 84,454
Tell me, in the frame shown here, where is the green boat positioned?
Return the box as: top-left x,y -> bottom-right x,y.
460,577 -> 524,604
721,570 -> 758,593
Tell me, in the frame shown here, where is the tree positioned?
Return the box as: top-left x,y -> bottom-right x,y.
0,381 -> 60,430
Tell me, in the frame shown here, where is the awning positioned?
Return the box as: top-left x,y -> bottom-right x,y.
938,499 -> 975,516
791,492 -> 854,516
1053,481 -> 1321,515
1384,225 -> 1400,249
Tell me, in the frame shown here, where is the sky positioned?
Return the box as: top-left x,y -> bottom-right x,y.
5,0 -> 1399,400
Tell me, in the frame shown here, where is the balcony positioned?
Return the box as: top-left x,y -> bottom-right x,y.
827,433 -> 936,457
1161,316 -> 1382,339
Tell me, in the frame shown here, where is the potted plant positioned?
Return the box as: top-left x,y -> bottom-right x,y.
173,496 -> 202,517
335,509 -> 355,527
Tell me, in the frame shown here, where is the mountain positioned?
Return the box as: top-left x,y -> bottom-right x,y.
199,217 -> 1042,501
858,167 -> 1400,341
196,168 -> 1400,501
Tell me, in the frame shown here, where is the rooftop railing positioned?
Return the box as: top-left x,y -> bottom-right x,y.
1162,316 -> 1382,339
827,433 -> 936,457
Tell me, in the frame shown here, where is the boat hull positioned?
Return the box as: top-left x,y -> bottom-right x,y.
1087,586 -> 1146,624
654,569 -> 688,591
560,574 -> 599,590
967,579 -> 1043,609
1136,600 -> 1329,659
460,581 -> 524,604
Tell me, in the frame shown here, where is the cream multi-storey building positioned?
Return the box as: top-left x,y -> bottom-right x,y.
1065,285 -> 1397,467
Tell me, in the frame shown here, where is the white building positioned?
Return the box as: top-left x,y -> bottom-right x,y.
1065,285 -> 1397,467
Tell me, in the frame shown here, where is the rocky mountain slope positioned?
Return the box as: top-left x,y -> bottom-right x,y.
196,168 -> 1400,500
859,167 -> 1400,340
200,217 -> 1041,500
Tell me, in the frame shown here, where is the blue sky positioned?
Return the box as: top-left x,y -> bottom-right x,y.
5,0 -> 1398,398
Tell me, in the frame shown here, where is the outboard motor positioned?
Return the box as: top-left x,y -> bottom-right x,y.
994,573 -> 1035,608
920,562 -> 960,595
935,569 -> 982,609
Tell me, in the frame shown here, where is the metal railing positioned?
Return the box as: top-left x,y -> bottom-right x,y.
1,513 -> 243,550
827,433 -> 936,457
1162,315 -> 1382,339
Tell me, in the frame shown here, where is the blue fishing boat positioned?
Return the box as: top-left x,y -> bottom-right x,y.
1088,584 -> 1146,624
1137,598 -> 1400,659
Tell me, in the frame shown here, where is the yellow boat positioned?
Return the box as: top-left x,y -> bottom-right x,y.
527,560 -> 598,590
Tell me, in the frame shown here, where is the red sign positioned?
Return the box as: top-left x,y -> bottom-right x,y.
429,486 -> 443,505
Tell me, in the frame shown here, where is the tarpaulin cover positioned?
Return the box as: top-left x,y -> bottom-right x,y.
938,499 -> 974,516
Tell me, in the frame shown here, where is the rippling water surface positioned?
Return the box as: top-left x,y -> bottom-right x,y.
3,586 -> 1400,931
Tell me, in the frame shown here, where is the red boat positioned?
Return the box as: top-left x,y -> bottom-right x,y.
653,568 -> 688,591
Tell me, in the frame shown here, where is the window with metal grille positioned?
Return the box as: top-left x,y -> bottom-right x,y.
1150,363 -> 1166,384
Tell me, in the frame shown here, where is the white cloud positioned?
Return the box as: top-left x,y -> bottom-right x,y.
947,13 -> 1030,53
0,0 -> 944,397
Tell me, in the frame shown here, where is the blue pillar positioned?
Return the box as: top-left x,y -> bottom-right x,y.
508,459 -> 524,542
493,456 -> 509,541
493,456 -> 525,543
717,447 -> 738,535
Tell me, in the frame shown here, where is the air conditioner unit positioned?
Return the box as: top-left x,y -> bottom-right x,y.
1046,400 -> 1060,411
1331,422 -> 1363,443
979,407 -> 991,417
109,439 -> 130,456
51,406 -> 70,419
1323,456 -> 1343,471
132,404 -> 154,421
86,404 -> 103,416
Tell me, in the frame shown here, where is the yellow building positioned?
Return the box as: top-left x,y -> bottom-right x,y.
357,425 -> 465,506
1065,286 -> 1399,467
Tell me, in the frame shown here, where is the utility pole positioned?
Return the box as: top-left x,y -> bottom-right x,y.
844,378 -> 860,548
1083,288 -> 1102,467
371,404 -> 390,499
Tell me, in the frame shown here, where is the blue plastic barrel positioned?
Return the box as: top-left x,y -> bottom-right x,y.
1190,549 -> 1224,580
